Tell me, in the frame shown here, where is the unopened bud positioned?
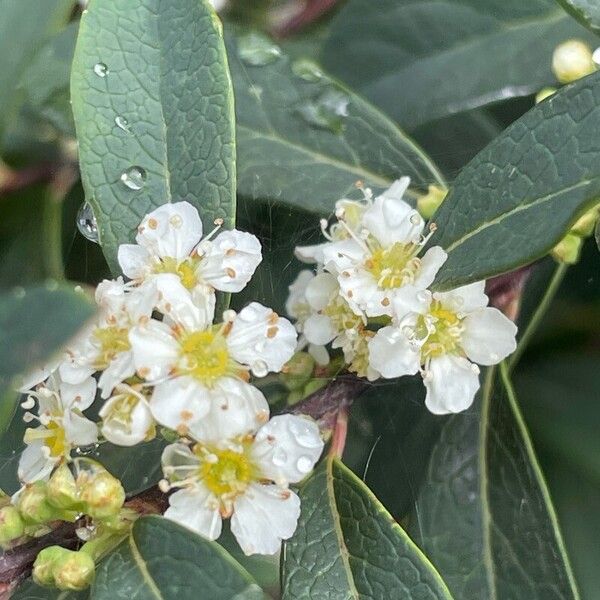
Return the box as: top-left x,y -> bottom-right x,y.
53,549 -> 95,591
282,352 -> 315,391
47,464 -> 80,510
0,505 -> 24,545
535,87 -> 556,103
552,39 -> 596,84
571,205 -> 600,237
417,184 -> 448,220
303,379 -> 327,397
552,232 -> 583,264
33,546 -> 70,587
79,471 -> 125,519
17,482 -> 55,524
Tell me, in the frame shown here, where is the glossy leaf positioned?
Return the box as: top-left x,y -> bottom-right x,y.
411,365 -> 578,599
92,516 -> 267,599
0,0 -> 74,142
322,0 -> 595,129
429,71 -> 600,290
557,0 -> 600,33
71,0 -> 236,272
227,32 -> 444,213
282,458 -> 453,599
12,579 -> 88,599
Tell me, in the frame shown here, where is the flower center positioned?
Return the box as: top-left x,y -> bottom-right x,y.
45,421 -> 66,457
155,256 -> 200,290
93,326 -> 131,369
419,302 -> 464,359
178,329 -> 230,386
323,296 -> 363,331
365,242 -> 420,289
199,447 -> 254,497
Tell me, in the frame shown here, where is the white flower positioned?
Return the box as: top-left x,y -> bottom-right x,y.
161,414 -> 323,555
324,178 -> 447,317
59,277 -> 156,399
368,281 -> 518,414
128,276 -> 296,434
117,202 -> 262,295
18,375 -> 98,483
99,384 -> 154,446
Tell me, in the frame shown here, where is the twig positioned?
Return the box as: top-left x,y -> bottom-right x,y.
0,163 -> 59,197
272,0 -> 340,37
485,264 -> 535,321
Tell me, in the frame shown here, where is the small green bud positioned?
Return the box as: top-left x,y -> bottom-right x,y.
33,546 -> 70,587
53,549 -> 95,591
535,87 -> 557,103
286,389 -> 305,406
79,471 -> 125,519
47,464 -> 80,510
282,352 -> 315,391
0,505 -> 24,545
552,232 -> 583,264
552,39 -> 596,84
303,379 -> 327,396
417,184 -> 448,220
571,205 -> 600,237
18,482 -> 56,524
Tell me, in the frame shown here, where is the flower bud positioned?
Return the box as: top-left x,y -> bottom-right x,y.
0,505 -> 24,545
47,464 -> 80,510
552,39 -> 596,84
551,232 -> 583,264
53,549 -> 95,591
303,378 -> 327,397
79,471 -> 125,519
535,87 -> 556,103
17,482 -> 56,524
417,184 -> 447,220
282,352 -> 315,391
571,205 -> 599,237
33,546 -> 70,587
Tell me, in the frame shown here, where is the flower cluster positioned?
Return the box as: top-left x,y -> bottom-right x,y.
16,202 -> 324,556
287,178 -> 518,414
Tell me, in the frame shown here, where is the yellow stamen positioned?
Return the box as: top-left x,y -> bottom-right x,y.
93,326 -> 131,370
198,446 -> 255,498
366,242 -> 421,289
178,329 -> 231,386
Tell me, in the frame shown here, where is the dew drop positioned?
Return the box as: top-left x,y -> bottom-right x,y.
593,47 -> 600,66
93,62 -> 109,77
114,116 -> 131,133
410,213 -> 422,226
272,448 -> 288,467
291,59 -> 324,82
296,455 -> 313,474
45,279 -> 59,292
238,32 -> 281,66
289,419 -> 321,448
76,201 -> 99,243
296,88 -> 350,134
416,290 -> 431,303
120,166 -> 146,190
251,360 -> 269,378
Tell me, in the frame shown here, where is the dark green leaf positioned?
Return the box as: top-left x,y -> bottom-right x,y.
411,365 -> 578,599
12,578 -> 88,599
556,0 -> 600,34
282,457 -> 453,599
0,0 -> 74,143
322,0 -> 596,128
71,0 -> 236,273
227,32 -> 444,213
92,516 -> 267,599
429,71 -> 600,290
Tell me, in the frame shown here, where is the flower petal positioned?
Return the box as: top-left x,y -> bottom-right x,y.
252,415 -> 323,484
322,239 -> 365,274
129,320 -> 179,381
435,281 -> 488,313
100,391 -> 154,446
231,483 -> 300,555
413,246 -> 447,289
59,377 -> 97,411
338,267 -> 387,317
98,352 -> 135,399
164,487 -> 222,541
304,272 -> 338,311
368,325 -> 421,378
117,244 -> 151,280
63,411 -> 99,447
285,270 -> 314,319
461,307 -> 517,366
18,441 -> 56,484
424,354 -> 480,414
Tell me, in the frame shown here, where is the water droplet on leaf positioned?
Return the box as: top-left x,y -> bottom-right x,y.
114,116 -> 131,133
76,202 -> 99,243
238,32 -> 281,66
296,88 -> 350,134
93,62 -> 109,77
120,166 -> 146,190
291,59 -> 324,82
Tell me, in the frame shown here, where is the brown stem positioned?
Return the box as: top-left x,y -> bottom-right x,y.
273,0 -> 340,37
485,263 -> 535,321
0,163 -> 59,197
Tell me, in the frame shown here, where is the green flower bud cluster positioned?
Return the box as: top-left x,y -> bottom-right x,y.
282,352 -> 343,405
552,204 -> 600,264
33,546 -> 95,591
416,184 -> 448,220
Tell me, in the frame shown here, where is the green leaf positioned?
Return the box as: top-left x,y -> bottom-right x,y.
71,0 -> 236,273
321,0 -> 596,129
227,32 -> 444,213
92,515 -> 267,599
282,457 -> 453,599
556,0 -> 600,34
429,71 -> 600,290
411,365 -> 578,599
12,579 -> 88,599
0,0 -> 74,143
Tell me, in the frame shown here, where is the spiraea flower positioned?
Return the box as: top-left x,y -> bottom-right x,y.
368,281 -> 518,413
128,274 -> 297,435
161,413 -> 323,555
59,278 -> 156,399
18,375 -> 98,483
117,202 -> 262,296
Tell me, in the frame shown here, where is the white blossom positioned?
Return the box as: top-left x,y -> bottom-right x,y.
161,413 -> 323,555
368,281 -> 518,414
